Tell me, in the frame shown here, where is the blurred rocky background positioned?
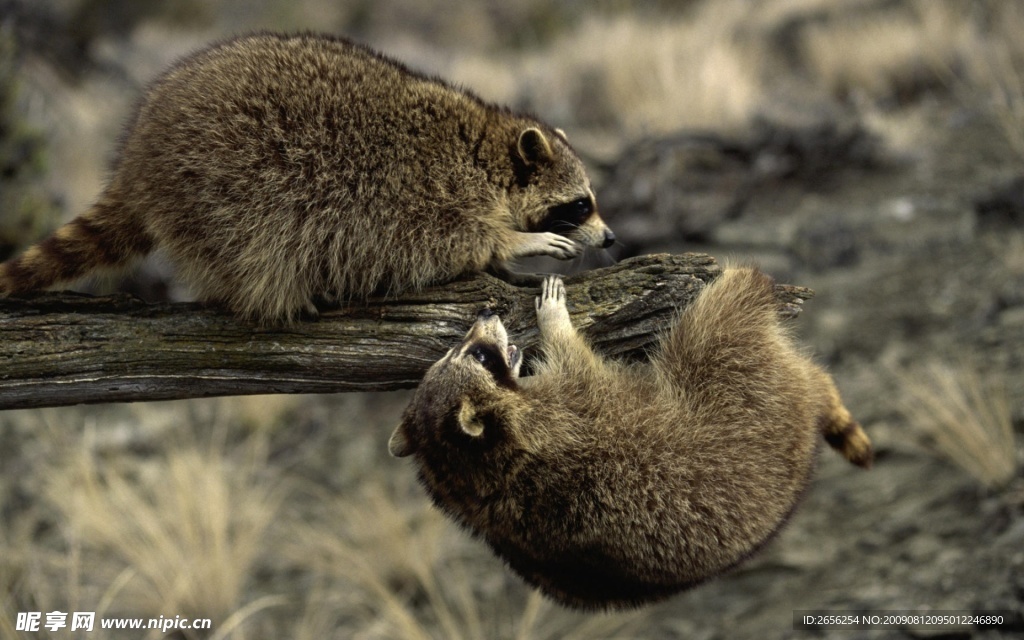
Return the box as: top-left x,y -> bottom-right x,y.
1,0 -> 1022,638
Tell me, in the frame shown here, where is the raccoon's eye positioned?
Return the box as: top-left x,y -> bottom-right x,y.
543,198 -> 593,234
559,197 -> 592,220
469,345 -> 509,380
568,197 -> 593,217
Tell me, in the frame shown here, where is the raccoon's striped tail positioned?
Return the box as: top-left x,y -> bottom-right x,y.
0,200 -> 153,295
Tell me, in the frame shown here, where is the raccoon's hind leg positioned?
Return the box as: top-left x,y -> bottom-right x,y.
0,196 -> 152,295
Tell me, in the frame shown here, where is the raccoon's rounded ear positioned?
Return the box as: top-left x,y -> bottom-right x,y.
388,423 -> 415,457
517,127 -> 554,166
457,396 -> 487,438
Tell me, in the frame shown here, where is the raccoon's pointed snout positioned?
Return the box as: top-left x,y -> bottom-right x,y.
464,309 -> 508,347
601,228 -> 616,248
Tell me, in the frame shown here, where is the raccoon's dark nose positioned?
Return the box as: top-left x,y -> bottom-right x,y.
477,308 -> 497,320
601,229 -> 616,248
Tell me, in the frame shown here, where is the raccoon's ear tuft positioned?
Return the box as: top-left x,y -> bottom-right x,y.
388,422 -> 415,457
457,396 -> 488,438
517,127 -> 554,166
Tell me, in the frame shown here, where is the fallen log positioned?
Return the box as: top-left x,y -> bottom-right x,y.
0,253 -> 813,410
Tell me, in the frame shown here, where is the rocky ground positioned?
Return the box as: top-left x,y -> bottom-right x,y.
1,1 -> 1023,639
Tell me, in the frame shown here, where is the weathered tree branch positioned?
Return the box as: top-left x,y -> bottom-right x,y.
0,253 -> 812,411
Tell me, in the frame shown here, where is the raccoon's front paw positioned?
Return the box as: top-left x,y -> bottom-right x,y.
536,275 -> 572,334
540,232 -> 582,260
511,232 -> 581,260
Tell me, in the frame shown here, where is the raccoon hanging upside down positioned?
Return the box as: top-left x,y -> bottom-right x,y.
389,268 -> 873,610
0,33 -> 614,323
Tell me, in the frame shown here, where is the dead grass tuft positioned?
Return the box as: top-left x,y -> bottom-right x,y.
962,1 -> 1024,161
448,3 -> 765,140
800,1 -> 973,103
901,358 -> 1019,490
45,424 -> 288,634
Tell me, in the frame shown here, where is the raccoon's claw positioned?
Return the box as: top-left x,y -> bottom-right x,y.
536,276 -> 571,334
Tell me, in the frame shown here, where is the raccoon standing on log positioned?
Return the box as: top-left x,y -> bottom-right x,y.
0,33 -> 614,323
389,268 -> 873,609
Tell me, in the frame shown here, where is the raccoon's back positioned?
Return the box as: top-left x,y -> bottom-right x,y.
117,33 -> 498,320
128,32 -> 491,234
134,33 -> 481,177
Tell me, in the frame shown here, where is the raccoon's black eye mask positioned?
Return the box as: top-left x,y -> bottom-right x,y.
540,198 -> 594,234
469,344 -> 517,389
470,344 -> 506,376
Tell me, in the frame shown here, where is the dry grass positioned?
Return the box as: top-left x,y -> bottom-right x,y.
44,425 -> 288,637
962,1 -> 1024,160
986,48 -> 1024,161
286,484 -> 648,639
799,1 -> 973,103
901,358 -> 1019,490
445,1 -> 766,142
0,402 -> 290,639
535,6 -> 763,135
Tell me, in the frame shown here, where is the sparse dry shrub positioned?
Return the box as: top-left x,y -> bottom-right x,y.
901,358 -> 1019,490
799,1 -> 974,103
546,8 -> 762,134
447,2 -> 765,139
962,1 -> 1024,160
45,432 -> 288,636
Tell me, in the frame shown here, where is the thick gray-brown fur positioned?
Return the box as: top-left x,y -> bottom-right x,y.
0,33 -> 614,323
390,267 -> 872,609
